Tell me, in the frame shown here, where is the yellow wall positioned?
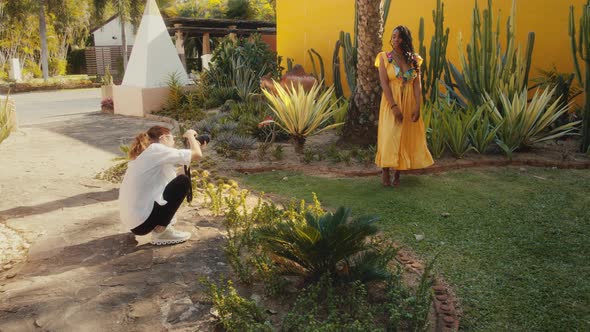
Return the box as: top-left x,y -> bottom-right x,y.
277,0 -> 588,88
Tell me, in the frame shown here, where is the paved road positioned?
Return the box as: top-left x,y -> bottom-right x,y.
10,88 -> 101,126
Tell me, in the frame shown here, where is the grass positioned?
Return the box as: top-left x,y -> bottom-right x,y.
235,167 -> 590,331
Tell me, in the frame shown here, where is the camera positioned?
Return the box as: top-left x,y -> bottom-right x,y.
183,133 -> 211,148
196,134 -> 210,145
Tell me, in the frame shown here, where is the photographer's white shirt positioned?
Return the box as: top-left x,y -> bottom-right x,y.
119,143 -> 191,230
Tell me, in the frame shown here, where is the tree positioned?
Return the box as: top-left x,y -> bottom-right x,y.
93,0 -> 143,71
342,0 -> 383,144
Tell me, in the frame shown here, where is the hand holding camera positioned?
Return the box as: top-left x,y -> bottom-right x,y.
182,129 -> 210,147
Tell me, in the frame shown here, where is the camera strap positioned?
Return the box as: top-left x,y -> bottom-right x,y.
182,138 -> 193,203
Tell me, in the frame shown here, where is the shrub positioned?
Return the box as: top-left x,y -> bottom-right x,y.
282,276 -> 377,331
202,279 -> 271,332
48,58 -> 67,76
210,34 -> 281,82
0,95 -> 16,144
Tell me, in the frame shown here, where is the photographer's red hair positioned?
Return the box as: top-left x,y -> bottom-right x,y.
128,126 -> 171,160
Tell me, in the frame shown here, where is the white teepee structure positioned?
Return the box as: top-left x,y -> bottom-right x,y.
122,0 -> 189,88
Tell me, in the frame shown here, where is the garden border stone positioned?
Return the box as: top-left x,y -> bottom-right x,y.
233,158 -> 590,177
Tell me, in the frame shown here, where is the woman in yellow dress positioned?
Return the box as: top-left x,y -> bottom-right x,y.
375,25 -> 433,186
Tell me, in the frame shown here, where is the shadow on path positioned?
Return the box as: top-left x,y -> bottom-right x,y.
25,113 -> 171,155
0,188 -> 119,219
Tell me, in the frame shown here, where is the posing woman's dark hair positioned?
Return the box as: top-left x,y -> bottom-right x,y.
129,125 -> 171,160
391,25 -> 420,73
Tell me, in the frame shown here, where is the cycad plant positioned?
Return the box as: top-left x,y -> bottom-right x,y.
256,207 -> 389,283
484,87 -> 580,158
262,81 -> 344,153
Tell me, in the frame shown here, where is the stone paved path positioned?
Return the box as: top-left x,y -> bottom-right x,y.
0,113 -> 229,332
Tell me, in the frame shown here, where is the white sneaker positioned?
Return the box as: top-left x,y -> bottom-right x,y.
151,227 -> 191,245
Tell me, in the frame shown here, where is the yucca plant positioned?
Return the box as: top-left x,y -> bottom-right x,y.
231,55 -> 266,102
484,87 -> 580,158
422,102 -> 446,159
469,108 -> 501,154
256,207 -> 386,283
441,103 -> 478,158
262,81 -> 344,153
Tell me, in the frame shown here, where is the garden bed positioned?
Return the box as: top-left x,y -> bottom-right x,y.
210,129 -> 590,178
0,78 -> 100,94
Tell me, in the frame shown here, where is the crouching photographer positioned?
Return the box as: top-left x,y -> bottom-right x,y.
118,125 -> 207,245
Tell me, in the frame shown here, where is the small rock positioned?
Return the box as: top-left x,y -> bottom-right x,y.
433,285 -> 446,294
216,262 -> 226,266
266,309 -> 278,315
414,234 -> 425,242
5,273 -> 16,279
441,212 -> 451,218
519,167 -> 527,172
3,264 -> 12,271
250,294 -> 262,305
282,176 -> 288,181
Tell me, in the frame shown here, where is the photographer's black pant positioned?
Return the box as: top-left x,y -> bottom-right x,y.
131,175 -> 191,236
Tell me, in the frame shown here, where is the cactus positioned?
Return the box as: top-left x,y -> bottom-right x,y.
569,0 -> 590,152
332,40 -> 345,99
444,0 -> 535,109
418,0 -> 450,104
308,48 -> 325,84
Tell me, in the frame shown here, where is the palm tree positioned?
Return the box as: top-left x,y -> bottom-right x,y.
342,0 -> 383,144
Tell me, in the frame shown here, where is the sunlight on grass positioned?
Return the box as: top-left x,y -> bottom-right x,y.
235,168 -> 590,331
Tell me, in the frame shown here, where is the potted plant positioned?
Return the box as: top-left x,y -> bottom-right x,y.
101,98 -> 114,114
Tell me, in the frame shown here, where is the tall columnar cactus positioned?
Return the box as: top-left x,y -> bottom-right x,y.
308,48 -> 325,85
445,0 -> 535,109
569,0 -> 590,152
418,0 -> 450,104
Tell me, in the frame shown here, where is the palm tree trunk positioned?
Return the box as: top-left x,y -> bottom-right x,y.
39,0 -> 49,81
342,0 -> 383,144
121,15 -> 128,71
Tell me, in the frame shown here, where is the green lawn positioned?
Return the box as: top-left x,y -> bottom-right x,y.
235,167 -> 590,331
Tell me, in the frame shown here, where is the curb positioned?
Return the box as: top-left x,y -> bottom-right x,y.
233,158 -> 590,177
395,249 -> 460,331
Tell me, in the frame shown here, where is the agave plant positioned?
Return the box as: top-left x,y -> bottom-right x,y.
469,108 -> 501,154
422,103 -> 446,159
215,132 -> 257,151
256,207 -> 389,283
441,103 -> 478,158
484,87 -> 581,158
262,81 -> 344,153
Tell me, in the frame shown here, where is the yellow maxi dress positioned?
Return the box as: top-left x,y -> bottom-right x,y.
374,52 -> 434,170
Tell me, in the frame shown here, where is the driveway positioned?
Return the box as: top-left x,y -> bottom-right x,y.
11,88 -> 101,126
